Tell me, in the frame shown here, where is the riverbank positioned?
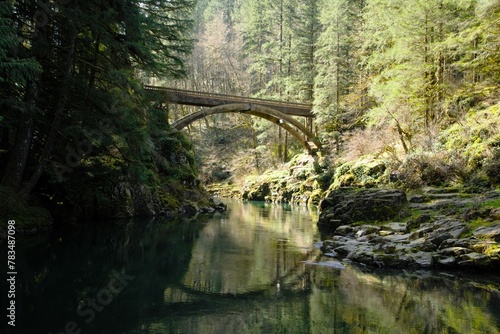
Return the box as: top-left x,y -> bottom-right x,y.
206,154 -> 500,271
317,187 -> 500,271
0,183 -> 226,237
7,199 -> 500,333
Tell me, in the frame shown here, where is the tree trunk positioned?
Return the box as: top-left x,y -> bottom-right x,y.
21,25 -> 77,196
0,82 -> 37,191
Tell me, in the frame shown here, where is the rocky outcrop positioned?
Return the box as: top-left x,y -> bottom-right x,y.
49,181 -> 226,223
317,188 -> 407,230
320,219 -> 500,270
318,188 -> 500,271
240,154 -> 325,205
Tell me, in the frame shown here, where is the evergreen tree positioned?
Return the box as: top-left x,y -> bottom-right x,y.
362,0 -> 469,129
0,0 -> 196,204
292,0 -> 321,102
313,0 -> 364,131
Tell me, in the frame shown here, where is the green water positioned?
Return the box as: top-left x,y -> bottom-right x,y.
2,200 -> 500,334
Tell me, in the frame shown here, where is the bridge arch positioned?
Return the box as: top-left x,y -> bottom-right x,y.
171,103 -> 321,153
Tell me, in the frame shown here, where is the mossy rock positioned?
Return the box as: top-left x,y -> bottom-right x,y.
1,206 -> 53,233
318,188 -> 407,227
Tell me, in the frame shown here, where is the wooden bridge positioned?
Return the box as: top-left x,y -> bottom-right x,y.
144,85 -> 321,152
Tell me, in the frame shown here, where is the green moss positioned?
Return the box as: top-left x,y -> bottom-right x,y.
461,217 -> 498,238
160,193 -> 180,209
1,206 -> 53,232
481,198 -> 500,208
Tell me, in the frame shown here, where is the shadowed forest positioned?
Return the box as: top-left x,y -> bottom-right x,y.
1,0 -> 500,229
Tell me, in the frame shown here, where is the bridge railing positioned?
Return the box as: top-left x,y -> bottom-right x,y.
143,85 -> 312,112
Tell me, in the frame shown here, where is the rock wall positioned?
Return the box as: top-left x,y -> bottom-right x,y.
317,188 -> 407,229
240,154 -> 325,205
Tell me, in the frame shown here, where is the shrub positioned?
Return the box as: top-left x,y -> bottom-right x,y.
465,172 -> 492,193
397,153 -> 452,188
484,149 -> 500,185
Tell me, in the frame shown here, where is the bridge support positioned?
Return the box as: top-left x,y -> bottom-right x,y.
172,103 -> 321,154
171,103 -> 322,154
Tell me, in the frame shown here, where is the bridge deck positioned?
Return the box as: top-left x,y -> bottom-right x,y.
144,85 -> 313,117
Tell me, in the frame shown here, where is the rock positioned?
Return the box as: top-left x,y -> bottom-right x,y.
463,208 -> 490,222
437,257 -> 456,266
433,219 -> 468,238
355,225 -> 381,238
346,246 -> 375,263
407,214 -> 432,230
409,238 -> 437,252
200,207 -> 216,213
317,188 -> 500,270
321,236 -> 350,250
214,201 -> 227,211
357,234 -> 380,242
373,253 -> 409,268
409,195 -> 426,203
318,188 -> 407,227
458,252 -> 491,267
181,203 -> 198,217
410,252 -> 434,267
427,233 -> 453,247
439,238 -> 472,250
490,208 -> 500,221
335,225 -> 355,236
452,238 -> 473,248
439,247 -> 470,256
384,233 -> 412,244
473,224 -> 500,242
382,222 -> 408,233
242,182 -> 271,201
334,241 -> 362,256
409,223 -> 435,240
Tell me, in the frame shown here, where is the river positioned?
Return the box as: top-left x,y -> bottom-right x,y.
2,199 -> 500,333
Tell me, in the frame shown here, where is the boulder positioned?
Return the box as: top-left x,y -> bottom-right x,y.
410,252 -> 434,267
318,188 -> 407,228
335,225 -> 355,236
473,224 -> 500,242
458,252 -> 491,267
382,222 -> 408,233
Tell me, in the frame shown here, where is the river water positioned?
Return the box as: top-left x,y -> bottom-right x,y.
2,199 -> 500,334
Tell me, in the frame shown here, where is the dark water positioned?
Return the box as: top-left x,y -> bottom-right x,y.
2,200 -> 500,334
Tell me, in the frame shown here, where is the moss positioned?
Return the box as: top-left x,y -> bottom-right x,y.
482,198 -> 500,208
461,218 -> 498,238
160,192 -> 180,210
308,188 -> 324,206
1,206 -> 53,233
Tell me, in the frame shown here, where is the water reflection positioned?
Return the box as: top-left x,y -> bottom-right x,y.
181,201 -> 318,295
1,200 -> 499,334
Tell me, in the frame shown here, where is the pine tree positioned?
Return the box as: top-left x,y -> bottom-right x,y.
313,0 -> 364,131
1,0 -> 196,201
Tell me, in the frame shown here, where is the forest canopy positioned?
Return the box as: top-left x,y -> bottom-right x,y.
0,0 -> 198,224
1,0 -> 499,226
169,0 -> 500,189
